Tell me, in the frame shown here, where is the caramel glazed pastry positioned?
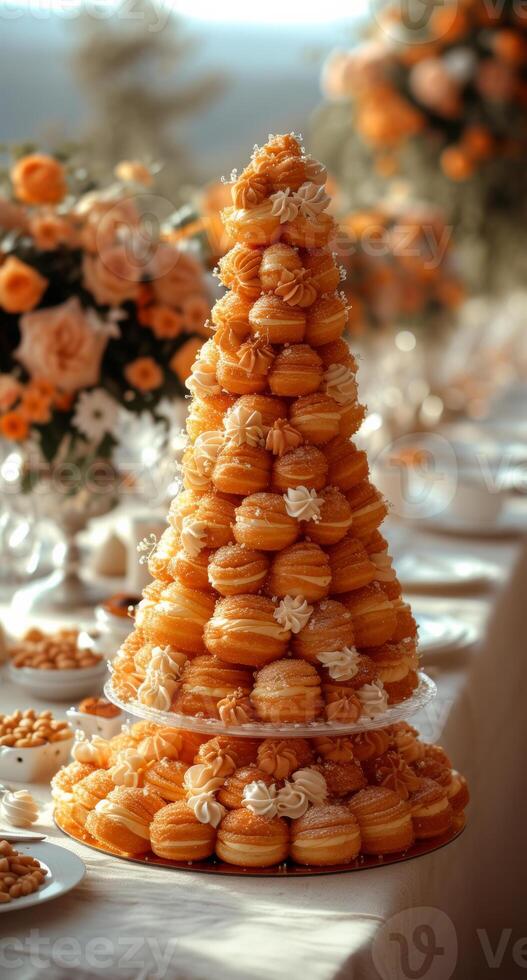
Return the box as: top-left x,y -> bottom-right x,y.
104,133 -> 429,729
53,721 -> 469,867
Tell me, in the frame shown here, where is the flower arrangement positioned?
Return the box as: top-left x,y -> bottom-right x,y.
313,0 -> 527,291
340,200 -> 465,335
0,151 -> 211,491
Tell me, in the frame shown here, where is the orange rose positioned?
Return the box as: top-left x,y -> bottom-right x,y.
0,375 -> 22,411
20,386 -> 52,424
125,357 -> 163,392
114,160 -> 153,186
0,257 -> 48,313
11,153 -> 66,206
15,297 -> 109,393
150,245 -> 204,306
29,212 -> 75,251
82,245 -> 141,307
440,145 -> 475,181
0,411 -> 29,442
169,337 -> 203,383
145,305 -> 184,340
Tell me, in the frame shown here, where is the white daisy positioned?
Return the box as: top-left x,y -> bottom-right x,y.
112,409 -> 167,472
72,389 -> 119,443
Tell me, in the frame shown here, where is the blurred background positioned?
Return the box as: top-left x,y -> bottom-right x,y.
1,0 -> 527,603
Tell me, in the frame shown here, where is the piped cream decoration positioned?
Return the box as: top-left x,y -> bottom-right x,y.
217,689 -> 253,724
193,431 -> 224,476
109,749 -> 147,788
358,681 -> 389,719
284,486 -> 323,522
187,792 -> 226,829
224,404 -> 264,447
137,731 -> 182,762
137,671 -> 178,712
1,789 -> 39,828
242,780 -> 278,818
71,733 -> 111,768
185,361 -> 221,399
198,743 -> 237,779
317,646 -> 361,681
275,268 -> 317,308
149,646 -> 187,677
237,341 -> 274,375
274,595 -> 313,634
303,156 -> 328,186
257,741 -> 299,779
294,182 -> 330,220
275,782 -> 309,819
181,517 -> 207,558
323,363 -> 358,405
183,763 -> 225,797
266,420 -> 303,456
291,768 -> 327,805
269,189 -> 299,223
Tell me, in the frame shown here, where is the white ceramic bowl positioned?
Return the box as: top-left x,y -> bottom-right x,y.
0,731 -> 73,782
6,659 -> 108,702
66,706 -> 126,739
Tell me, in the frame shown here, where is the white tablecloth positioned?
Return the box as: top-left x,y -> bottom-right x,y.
0,519 -> 526,979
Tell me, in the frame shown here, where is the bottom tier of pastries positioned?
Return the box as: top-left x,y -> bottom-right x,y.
52,721 -> 469,869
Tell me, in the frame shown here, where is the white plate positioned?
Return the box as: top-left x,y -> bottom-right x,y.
0,841 -> 85,913
416,508 -> 527,538
394,552 -> 500,591
7,660 -> 108,701
417,613 -> 478,657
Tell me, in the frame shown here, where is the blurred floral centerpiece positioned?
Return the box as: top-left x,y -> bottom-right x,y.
0,150 -> 210,498
341,199 -> 465,336
314,0 -> 527,291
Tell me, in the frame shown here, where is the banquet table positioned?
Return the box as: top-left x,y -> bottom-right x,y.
0,510 -> 526,980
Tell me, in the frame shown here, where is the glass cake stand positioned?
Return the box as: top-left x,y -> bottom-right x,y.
54,667 -> 469,876
103,671 -> 437,738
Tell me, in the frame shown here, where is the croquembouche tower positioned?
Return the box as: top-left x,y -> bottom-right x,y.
54,135 -> 469,871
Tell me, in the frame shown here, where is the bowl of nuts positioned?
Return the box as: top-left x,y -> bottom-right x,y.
0,710 -> 73,782
7,628 -> 107,701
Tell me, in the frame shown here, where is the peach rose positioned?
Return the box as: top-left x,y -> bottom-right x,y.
83,245 -> 141,307
29,212 -> 75,251
150,245 -> 204,306
114,160 -> 153,186
0,257 -> 48,313
14,297 -> 109,393
11,154 -> 66,206
0,375 -> 22,411
76,193 -> 140,253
